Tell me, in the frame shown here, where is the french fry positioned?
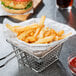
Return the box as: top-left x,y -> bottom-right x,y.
30,32 -> 34,36
13,26 -> 21,28
58,32 -> 72,40
26,27 -> 42,43
17,32 -> 22,37
39,16 -> 46,25
14,23 -> 39,33
26,36 -> 37,43
44,28 -> 57,37
6,24 -> 15,32
34,35 -> 55,44
57,30 -> 64,36
26,26 -> 44,43
34,28 -> 41,37
33,16 -> 46,37
34,25 -> 44,37
50,28 -> 57,35
38,28 -> 45,39
27,27 -> 44,43
17,30 -> 33,41
6,24 -> 21,33
24,38 -> 29,43
46,27 -> 49,30
44,29 -> 51,37
54,36 -> 59,41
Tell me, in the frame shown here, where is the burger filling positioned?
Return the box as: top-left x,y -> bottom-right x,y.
1,1 -> 32,10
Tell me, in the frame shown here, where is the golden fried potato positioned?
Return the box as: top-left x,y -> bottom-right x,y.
38,28 -> 45,39
17,30 -> 33,41
26,36 -> 37,43
6,24 -> 15,32
6,16 -> 72,44
14,23 -> 39,33
57,30 -> 64,36
58,33 -> 72,40
39,16 -> 46,25
34,35 -> 55,44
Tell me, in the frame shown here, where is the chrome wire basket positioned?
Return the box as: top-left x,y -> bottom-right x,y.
12,43 -> 63,72
0,39 -> 63,72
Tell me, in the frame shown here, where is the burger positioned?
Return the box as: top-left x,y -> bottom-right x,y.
1,0 -> 33,14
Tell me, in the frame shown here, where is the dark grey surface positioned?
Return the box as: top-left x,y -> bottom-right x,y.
0,0 -> 76,76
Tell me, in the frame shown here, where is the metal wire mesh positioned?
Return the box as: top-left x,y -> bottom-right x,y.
12,43 -> 63,72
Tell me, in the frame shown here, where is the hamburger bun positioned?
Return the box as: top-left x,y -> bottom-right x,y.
2,4 -> 33,14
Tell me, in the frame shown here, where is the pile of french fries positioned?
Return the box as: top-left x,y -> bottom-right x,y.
6,16 -> 71,44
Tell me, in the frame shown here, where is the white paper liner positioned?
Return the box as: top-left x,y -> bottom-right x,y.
3,18 -> 76,57
0,2 -> 33,16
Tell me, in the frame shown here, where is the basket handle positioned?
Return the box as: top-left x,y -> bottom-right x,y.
0,55 -> 16,68
0,48 -> 19,61
0,49 -> 23,68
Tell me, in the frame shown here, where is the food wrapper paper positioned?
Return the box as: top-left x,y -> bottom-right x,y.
0,2 -> 33,16
3,18 -> 76,57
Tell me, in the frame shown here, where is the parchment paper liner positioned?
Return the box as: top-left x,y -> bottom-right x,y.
3,18 -> 76,57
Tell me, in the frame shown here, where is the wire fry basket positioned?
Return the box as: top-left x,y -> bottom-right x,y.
11,43 -> 63,72
1,18 -> 75,72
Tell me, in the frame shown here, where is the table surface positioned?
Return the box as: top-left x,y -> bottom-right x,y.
0,0 -> 76,76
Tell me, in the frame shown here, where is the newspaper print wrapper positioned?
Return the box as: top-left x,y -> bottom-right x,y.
3,18 -> 76,57
0,2 -> 33,16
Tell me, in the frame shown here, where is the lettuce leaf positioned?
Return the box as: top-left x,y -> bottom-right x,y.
1,1 -> 32,10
